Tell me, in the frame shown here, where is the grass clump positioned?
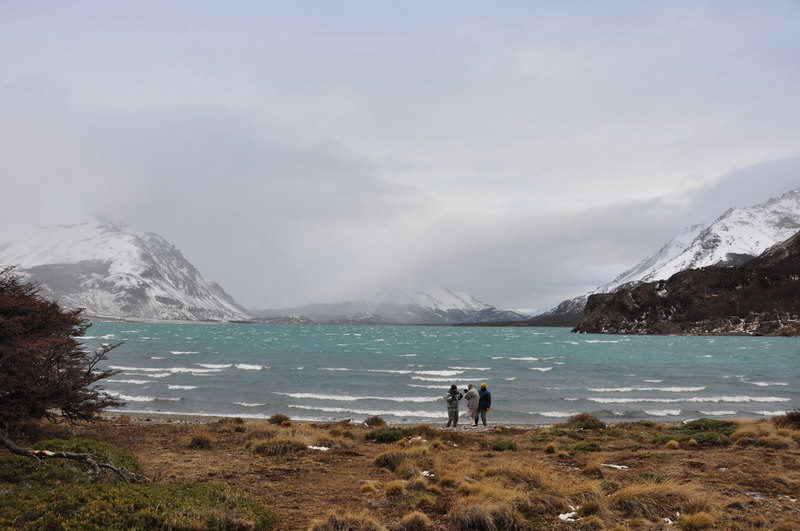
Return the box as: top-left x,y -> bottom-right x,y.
365,415 -> 387,427
664,439 -> 680,449
573,442 -> 601,453
251,436 -> 308,456
678,511 -> 715,530
607,482 -> 710,520
483,464 -> 550,490
308,511 -> 386,531
188,431 -> 214,449
664,418 -> 736,446
396,511 -> 432,530
366,427 -> 409,443
267,413 -> 291,425
479,437 -> 517,451
560,412 -> 607,430
0,483 -> 277,530
374,451 -> 406,471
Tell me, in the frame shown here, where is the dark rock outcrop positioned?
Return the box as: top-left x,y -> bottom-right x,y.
573,230 -> 800,336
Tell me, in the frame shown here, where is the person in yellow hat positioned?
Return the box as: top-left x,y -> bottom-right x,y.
475,382 -> 491,426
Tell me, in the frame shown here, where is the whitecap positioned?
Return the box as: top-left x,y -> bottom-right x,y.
407,384 -> 450,389
235,402 -> 267,407
106,379 -> 152,385
168,385 -> 198,390
236,364 -> 264,370
643,379 -> 663,383
288,404 -> 443,419
107,391 -> 182,402
277,392 -> 436,403
754,410 -> 789,417
150,356 -> 165,360
170,351 -> 200,355
586,396 -> 791,404
529,367 -> 552,372
749,382 -> 789,387
504,377 -> 516,381
644,409 -> 682,417
320,367 -> 352,371
508,357 -> 539,361
538,411 -> 573,418
395,354 -> 418,357
109,365 -> 221,374
366,369 -> 413,374
587,386 -> 705,393
414,370 -> 464,376
584,340 -> 620,343
698,410 -> 737,416
449,367 -> 491,371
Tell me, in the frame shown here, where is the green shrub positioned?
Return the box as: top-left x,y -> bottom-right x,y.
374,452 -> 406,471
479,438 -> 517,451
0,483 -> 277,530
365,415 -> 387,428
0,438 -> 140,485
560,413 -> 606,430
267,413 -> 291,425
366,427 -> 409,443
573,442 -> 601,453
660,418 -> 736,447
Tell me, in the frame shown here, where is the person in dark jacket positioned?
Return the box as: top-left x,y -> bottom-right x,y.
444,384 -> 464,427
474,382 -> 491,426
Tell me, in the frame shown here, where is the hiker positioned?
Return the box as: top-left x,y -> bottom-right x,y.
444,384 -> 463,427
475,382 -> 491,426
463,383 -> 479,424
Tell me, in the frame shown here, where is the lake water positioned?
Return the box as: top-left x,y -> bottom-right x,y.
85,322 -> 799,425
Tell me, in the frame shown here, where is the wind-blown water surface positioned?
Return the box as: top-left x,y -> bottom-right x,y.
86,323 -> 799,424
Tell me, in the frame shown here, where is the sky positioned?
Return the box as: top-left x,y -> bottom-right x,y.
2,1 -> 800,311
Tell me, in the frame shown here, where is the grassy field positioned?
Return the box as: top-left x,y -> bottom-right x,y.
2,412 -> 799,530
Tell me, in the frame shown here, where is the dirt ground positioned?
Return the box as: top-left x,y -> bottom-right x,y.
12,414 -> 800,530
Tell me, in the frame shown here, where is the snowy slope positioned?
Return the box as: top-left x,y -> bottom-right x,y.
537,187 -> 800,322
642,188 -> 800,281
0,221 -> 250,321
257,284 -> 525,325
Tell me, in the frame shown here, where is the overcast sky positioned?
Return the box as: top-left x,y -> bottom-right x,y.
2,1 -> 800,311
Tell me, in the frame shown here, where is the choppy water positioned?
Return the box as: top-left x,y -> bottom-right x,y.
85,322 -> 799,425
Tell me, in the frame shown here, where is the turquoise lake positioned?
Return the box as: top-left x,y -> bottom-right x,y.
84,322 -> 799,425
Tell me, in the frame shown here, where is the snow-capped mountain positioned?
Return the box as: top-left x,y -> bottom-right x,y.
256,284 -> 526,325
639,188 -> 800,281
0,221 -> 250,321
534,187 -> 800,325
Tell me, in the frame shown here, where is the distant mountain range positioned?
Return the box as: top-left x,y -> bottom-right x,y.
0,221 -> 250,321
530,187 -> 800,326
574,228 -> 800,336
254,284 -> 527,325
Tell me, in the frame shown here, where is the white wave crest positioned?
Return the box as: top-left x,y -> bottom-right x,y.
107,391 -> 182,402
235,402 -> 266,407
587,386 -> 705,393
109,365 -> 221,374
366,369 -> 413,374
236,364 -> 265,370
106,379 -> 152,385
449,367 -> 491,371
277,392 -> 436,403
749,381 -> 789,387
586,396 -> 791,404
644,409 -> 682,416
168,385 -> 198,390
584,340 -> 620,343
407,384 -> 450,389
643,379 -> 663,383
288,404 -> 443,419
170,351 -> 200,355
414,370 -> 464,376
698,410 -> 737,416
508,357 -> 539,361
529,367 -> 552,372
538,411 -> 573,418
320,368 -> 352,371
195,363 -> 232,369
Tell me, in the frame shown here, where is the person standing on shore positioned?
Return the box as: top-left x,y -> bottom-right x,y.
475,382 -> 491,426
444,384 -> 463,427
463,383 -> 479,425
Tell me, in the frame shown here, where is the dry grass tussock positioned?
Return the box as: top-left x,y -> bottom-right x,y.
307,511 -> 387,531
395,511 -> 432,531
677,511 -> 715,530
482,464 -> 552,490
187,431 -> 214,449
607,482 -> 711,520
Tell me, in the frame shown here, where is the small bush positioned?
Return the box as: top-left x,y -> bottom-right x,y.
397,511 -> 431,531
664,439 -> 680,449
374,452 -> 406,471
366,427 -> 409,444
772,409 -> 800,429
188,432 -> 213,449
678,511 -> 715,530
544,441 -> 557,454
479,438 -> 517,451
0,483 -> 276,529
252,436 -> 308,456
608,483 -> 710,520
365,415 -> 387,428
573,442 -> 601,453
560,413 -> 606,430
309,511 -> 386,531
267,413 -> 291,425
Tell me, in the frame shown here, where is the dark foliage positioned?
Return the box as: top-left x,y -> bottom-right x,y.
365,427 -> 409,443
0,268 -> 121,427
773,409 -> 800,429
